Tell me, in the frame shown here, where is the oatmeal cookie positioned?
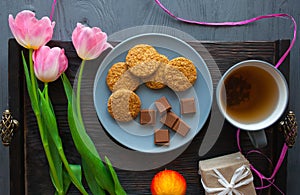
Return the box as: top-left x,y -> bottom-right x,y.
143,58 -> 168,89
112,70 -> 141,92
126,44 -> 161,78
106,62 -> 128,91
128,60 -> 160,78
126,44 -> 158,68
165,57 -> 197,91
107,89 -> 141,122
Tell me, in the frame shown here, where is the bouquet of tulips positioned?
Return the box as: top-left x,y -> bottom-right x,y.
8,10 -> 126,195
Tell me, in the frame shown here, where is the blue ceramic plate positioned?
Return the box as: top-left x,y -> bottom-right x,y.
93,33 -> 213,153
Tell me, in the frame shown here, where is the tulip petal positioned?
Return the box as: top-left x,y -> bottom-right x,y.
8,15 -> 28,48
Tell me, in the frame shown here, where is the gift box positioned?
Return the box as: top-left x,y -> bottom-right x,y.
198,152 -> 256,195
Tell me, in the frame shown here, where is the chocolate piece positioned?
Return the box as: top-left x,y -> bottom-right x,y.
173,119 -> 190,136
155,96 -> 172,115
180,97 -> 196,114
160,111 -> 179,129
140,109 -> 156,125
154,129 -> 169,145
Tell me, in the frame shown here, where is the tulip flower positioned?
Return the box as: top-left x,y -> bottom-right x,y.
72,23 -> 112,60
8,10 -> 55,50
8,9 -> 125,195
33,46 -> 68,82
68,23 -> 126,194
71,23 -> 112,128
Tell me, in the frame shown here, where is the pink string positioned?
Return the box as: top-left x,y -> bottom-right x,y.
50,0 -> 57,21
154,0 -> 296,194
237,129 -> 288,194
154,0 -> 296,68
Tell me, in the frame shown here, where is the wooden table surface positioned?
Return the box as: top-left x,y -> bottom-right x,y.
8,39 -> 289,194
1,1 -> 300,195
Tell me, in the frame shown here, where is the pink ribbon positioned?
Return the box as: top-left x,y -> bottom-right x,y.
237,129 -> 288,194
50,0 -> 57,21
154,0 -> 297,194
154,0 -> 296,69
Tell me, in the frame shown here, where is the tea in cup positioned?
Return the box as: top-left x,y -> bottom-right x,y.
216,60 -> 288,148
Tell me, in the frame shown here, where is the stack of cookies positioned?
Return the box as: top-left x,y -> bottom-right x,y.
106,44 -> 198,122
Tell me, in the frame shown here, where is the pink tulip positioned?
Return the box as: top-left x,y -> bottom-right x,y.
8,10 -> 55,50
33,46 -> 68,82
72,23 -> 112,60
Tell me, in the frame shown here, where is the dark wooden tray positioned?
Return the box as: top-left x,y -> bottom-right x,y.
8,39 -> 289,195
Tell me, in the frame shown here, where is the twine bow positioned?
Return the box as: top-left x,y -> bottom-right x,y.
201,165 -> 253,195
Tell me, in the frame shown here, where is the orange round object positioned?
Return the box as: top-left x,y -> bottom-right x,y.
151,169 -> 186,195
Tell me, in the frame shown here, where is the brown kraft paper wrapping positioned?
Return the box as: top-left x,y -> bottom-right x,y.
198,152 -> 256,195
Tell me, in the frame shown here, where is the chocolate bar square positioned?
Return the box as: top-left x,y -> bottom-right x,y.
154,129 -> 169,145
160,111 -> 179,129
155,96 -> 172,115
173,119 -> 190,136
180,97 -> 196,114
140,109 -> 156,125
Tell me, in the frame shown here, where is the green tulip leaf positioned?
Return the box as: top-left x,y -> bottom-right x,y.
63,164 -> 83,193
62,74 -> 118,194
48,134 -> 63,193
66,101 -> 115,194
62,168 -> 72,194
37,89 -> 64,194
105,157 -> 127,195
38,89 -> 88,195
82,159 -> 106,195
50,170 -> 62,195
69,164 -> 82,184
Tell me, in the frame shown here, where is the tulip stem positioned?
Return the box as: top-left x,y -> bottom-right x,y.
76,60 -> 85,126
45,83 -> 49,102
29,49 -> 34,87
28,49 -> 39,111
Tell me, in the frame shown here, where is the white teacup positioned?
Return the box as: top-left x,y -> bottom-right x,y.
216,60 -> 289,148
